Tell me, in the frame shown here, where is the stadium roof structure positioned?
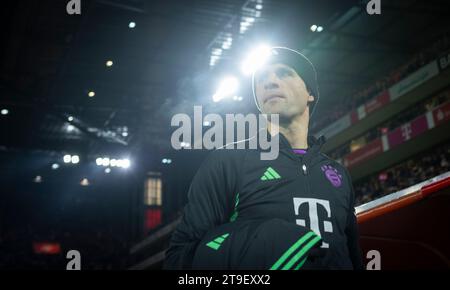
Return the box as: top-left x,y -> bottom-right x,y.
1,0 -> 449,164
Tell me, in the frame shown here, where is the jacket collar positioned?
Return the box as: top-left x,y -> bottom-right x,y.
252,129 -> 326,163
277,132 -> 326,163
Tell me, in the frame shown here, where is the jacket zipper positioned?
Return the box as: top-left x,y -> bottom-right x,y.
301,161 -> 312,196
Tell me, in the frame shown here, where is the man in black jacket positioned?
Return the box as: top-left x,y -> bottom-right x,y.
164,47 -> 363,270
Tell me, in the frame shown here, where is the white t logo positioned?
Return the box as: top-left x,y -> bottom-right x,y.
293,198 -> 333,248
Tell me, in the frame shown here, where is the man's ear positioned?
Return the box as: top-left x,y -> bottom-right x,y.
308,94 -> 315,103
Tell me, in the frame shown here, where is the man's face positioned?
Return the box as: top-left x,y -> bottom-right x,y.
255,63 -> 314,120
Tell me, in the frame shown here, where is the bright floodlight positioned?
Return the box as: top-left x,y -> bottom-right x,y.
162,158 -> 167,164
105,168 -> 111,174
63,155 -> 71,163
241,45 -> 272,75
212,94 -> 221,103
317,26 -> 323,32
68,116 -> 74,122
106,60 -> 113,67
80,178 -> 89,186
96,158 -> 103,166
88,91 -> 95,97
222,42 -> 231,50
1,109 -> 8,115
212,76 -> 239,102
115,159 -> 122,168
51,163 -> 60,170
102,157 -> 110,167
310,24 -> 318,32
122,159 -> 130,169
110,159 -> 118,167
256,4 -> 263,10
71,155 -> 80,164
129,22 -> 136,29
67,124 -> 75,132
212,48 -> 222,56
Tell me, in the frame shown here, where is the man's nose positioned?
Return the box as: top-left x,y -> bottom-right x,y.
264,72 -> 280,90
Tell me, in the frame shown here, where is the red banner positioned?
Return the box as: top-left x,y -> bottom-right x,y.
365,90 -> 390,115
33,242 -> 61,255
388,115 -> 428,149
343,101 -> 449,168
433,102 -> 450,126
351,110 -> 358,124
387,126 -> 403,148
145,208 -> 162,231
344,139 -> 383,168
410,115 -> 428,138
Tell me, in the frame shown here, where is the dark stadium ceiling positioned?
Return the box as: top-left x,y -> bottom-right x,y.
1,0 -> 449,161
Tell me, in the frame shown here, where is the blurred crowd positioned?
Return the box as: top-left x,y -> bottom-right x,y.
354,142 -> 450,206
328,88 -> 450,160
311,33 -> 450,133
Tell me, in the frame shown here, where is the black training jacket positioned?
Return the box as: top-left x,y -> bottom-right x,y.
164,132 -> 364,270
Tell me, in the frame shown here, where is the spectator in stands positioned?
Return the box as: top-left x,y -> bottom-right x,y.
353,143 -> 450,206
312,34 -> 450,134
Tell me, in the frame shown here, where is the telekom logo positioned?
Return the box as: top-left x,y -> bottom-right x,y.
293,198 -> 333,248
401,123 -> 412,140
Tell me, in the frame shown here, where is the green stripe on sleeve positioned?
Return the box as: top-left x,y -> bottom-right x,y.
269,231 -> 316,270
281,235 -> 322,270
294,257 -> 307,270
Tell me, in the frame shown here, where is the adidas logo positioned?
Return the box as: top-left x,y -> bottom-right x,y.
206,233 -> 230,250
261,167 -> 281,181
